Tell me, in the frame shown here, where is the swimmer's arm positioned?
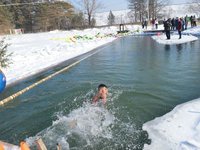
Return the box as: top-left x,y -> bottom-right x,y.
92,93 -> 107,105
102,98 -> 107,105
92,95 -> 99,104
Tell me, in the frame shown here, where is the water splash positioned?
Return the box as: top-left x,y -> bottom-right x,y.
26,87 -> 147,149
26,102 -> 115,149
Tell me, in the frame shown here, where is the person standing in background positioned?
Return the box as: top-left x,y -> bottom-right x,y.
144,20 -> 148,29
185,15 -> 189,30
171,18 -> 175,30
164,18 -> 171,40
155,18 -> 158,29
178,18 -> 182,39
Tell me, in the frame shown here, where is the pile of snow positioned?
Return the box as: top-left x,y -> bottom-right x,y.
143,98 -> 200,150
151,34 -> 198,45
183,26 -> 200,36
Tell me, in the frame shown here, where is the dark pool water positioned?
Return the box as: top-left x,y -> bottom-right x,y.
0,36 -> 200,149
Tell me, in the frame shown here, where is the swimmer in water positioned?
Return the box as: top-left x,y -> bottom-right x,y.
92,84 -> 108,105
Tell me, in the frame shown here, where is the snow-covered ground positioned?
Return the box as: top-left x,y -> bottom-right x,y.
151,26 -> 200,45
0,24 -> 200,149
1,27 -> 120,86
143,98 -> 200,150
151,34 -> 198,45
184,26 -> 200,36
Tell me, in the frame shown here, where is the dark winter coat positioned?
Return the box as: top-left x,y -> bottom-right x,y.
164,20 -> 171,31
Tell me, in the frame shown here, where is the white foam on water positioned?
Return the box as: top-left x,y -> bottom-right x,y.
26,88 -> 146,149
26,102 -> 115,149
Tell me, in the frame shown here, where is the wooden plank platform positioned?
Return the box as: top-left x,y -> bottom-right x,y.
36,138 -> 47,150
117,30 -> 129,34
143,30 -> 165,33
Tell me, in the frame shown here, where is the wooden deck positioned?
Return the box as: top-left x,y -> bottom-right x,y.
143,29 -> 165,33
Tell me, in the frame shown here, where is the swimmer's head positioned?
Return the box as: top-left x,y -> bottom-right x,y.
98,84 -> 107,91
98,84 -> 108,96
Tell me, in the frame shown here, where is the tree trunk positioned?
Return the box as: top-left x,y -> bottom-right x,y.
88,14 -> 91,26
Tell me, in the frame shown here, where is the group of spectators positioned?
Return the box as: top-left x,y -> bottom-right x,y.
141,15 -> 198,40
170,15 -> 197,31
164,17 -> 182,40
142,18 -> 159,30
164,15 -> 198,40
142,20 -> 148,29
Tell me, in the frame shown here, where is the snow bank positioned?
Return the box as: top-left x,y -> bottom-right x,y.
152,34 -> 198,45
143,98 -> 200,150
183,26 -> 200,36
0,27 -> 118,86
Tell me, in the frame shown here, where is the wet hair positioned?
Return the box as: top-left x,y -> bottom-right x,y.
98,84 -> 107,90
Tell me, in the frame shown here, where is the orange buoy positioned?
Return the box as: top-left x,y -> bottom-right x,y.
20,141 -> 31,150
0,144 -> 4,150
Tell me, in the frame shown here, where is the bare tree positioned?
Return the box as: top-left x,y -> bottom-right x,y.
148,0 -> 169,20
128,0 -> 169,22
189,0 -> 200,17
127,11 -> 135,23
0,5 -> 13,34
193,0 -> 200,7
80,0 -> 101,27
128,0 -> 147,22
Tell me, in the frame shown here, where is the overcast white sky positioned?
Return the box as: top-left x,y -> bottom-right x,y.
69,0 -> 192,12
